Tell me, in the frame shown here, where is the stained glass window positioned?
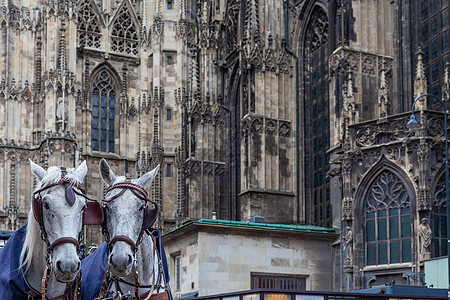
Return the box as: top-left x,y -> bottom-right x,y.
304,6 -> 330,228
365,171 -> 411,265
92,70 -> 116,153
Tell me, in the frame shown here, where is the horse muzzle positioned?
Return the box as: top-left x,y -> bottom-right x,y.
53,257 -> 81,282
109,248 -> 134,277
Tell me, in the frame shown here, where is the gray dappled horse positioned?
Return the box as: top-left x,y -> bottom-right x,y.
0,160 -> 103,299
95,158 -> 170,300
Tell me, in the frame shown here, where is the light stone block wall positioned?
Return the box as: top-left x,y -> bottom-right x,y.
163,225 -> 336,298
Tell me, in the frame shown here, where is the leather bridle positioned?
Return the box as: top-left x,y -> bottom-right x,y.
98,173 -> 159,300
101,173 -> 159,252
31,166 -> 103,300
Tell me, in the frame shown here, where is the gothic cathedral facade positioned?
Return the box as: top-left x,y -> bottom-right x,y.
0,0 -> 449,292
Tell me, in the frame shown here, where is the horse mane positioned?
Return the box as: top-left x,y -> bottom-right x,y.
20,166 -> 84,273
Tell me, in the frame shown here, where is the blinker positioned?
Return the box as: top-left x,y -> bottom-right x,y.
61,167 -> 76,206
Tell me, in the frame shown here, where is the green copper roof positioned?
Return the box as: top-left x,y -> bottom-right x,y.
191,219 -> 338,234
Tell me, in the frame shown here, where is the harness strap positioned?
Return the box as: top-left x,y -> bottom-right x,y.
48,237 -> 80,252
109,235 -> 138,252
137,291 -> 170,300
97,261 -> 111,299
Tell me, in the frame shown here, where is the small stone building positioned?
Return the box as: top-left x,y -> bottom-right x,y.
162,219 -> 338,298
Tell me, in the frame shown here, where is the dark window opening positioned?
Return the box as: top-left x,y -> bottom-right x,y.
92,70 -> 116,153
251,274 -> 306,290
167,164 -> 172,177
303,6 -> 330,228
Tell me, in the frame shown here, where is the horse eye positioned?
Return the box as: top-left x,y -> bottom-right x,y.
139,205 -> 145,211
43,202 -> 50,210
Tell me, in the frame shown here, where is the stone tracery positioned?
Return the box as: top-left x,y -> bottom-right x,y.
77,0 -> 101,48
111,5 -> 139,55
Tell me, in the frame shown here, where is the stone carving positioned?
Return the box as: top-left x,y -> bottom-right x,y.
56,96 -> 68,131
265,119 -> 277,135
306,7 -> 328,52
176,18 -> 195,42
279,121 -> 291,137
343,226 -> 353,266
329,48 -> 393,79
362,55 -> 375,75
152,14 -> 164,38
414,49 -> 427,109
443,64 -> 450,101
433,175 -> 447,208
77,0 -> 102,49
427,117 -> 444,137
341,157 -> 353,220
418,218 -> 432,261
199,1 -> 210,49
225,0 -> 240,54
111,2 -> 139,55
366,171 -> 409,214
378,69 -> 390,119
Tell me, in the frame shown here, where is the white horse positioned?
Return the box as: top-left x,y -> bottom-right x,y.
0,160 -> 99,299
94,158 -> 170,300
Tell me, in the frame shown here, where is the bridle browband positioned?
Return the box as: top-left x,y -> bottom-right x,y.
102,173 -> 159,252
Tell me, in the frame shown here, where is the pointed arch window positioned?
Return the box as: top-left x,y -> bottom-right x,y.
77,0 -> 101,48
92,70 -> 116,153
432,176 -> 448,257
365,171 -> 412,265
111,8 -> 139,55
303,6 -> 330,227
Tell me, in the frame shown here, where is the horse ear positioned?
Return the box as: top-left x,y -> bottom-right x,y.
29,159 -> 47,182
74,160 -> 88,182
99,158 -> 117,186
137,164 -> 160,189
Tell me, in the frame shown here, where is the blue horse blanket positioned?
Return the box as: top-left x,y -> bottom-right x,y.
0,224 -> 35,299
80,230 -> 171,300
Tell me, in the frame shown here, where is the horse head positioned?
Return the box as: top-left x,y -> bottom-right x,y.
27,160 -> 88,283
99,158 -> 159,277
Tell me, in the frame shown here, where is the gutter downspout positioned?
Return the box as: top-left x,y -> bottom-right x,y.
284,1 -> 300,223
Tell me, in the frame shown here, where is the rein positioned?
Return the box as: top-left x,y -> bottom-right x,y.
31,166 -> 89,300
97,233 -> 161,300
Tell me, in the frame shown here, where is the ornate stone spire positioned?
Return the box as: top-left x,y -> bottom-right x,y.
342,72 -> 354,150
378,69 -> 389,119
243,0 -> 261,63
199,1 -> 210,48
58,20 -> 67,72
414,49 -> 427,110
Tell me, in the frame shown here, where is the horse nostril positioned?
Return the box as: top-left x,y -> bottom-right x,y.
127,254 -> 133,267
56,261 -> 62,272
